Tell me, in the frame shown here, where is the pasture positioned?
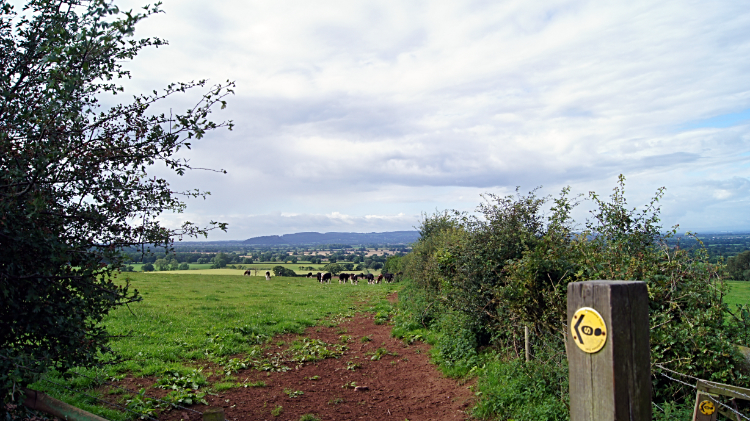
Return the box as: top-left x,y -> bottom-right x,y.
727,280 -> 750,309
31,272 -> 400,419
129,262 -> 380,275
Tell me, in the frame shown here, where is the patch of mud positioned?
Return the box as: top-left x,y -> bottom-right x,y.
161,312 -> 472,421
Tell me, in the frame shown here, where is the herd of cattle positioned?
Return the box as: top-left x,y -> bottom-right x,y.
308,271 -> 402,284
243,270 -> 402,284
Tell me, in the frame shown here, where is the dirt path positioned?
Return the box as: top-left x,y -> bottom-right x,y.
155,311 -> 474,421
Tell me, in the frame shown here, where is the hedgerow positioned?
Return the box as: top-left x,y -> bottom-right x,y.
395,175 -> 750,419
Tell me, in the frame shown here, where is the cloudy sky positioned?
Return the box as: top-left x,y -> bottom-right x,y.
114,0 -> 750,240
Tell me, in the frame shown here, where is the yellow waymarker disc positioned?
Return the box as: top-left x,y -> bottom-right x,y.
699,400 -> 716,415
571,307 -> 607,353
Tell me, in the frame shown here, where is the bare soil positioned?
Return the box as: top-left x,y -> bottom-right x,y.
113,294 -> 475,421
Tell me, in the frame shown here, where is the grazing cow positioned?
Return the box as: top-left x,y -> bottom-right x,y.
322,272 -> 332,283
376,274 -> 384,284
265,271 -> 271,280
350,274 -> 358,285
306,272 -> 313,278
364,273 -> 375,284
316,272 -> 322,282
384,273 -> 394,283
339,273 -> 350,284
243,270 -> 252,276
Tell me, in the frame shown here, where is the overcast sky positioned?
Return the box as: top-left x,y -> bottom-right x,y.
113,0 -> 750,240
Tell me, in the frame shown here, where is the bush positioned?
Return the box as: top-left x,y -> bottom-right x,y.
433,311 -> 480,377
727,250 -> 750,281
473,357 -> 568,421
322,263 -> 343,275
397,175 -> 750,417
142,263 -> 155,272
178,263 -> 189,270
272,266 -> 296,277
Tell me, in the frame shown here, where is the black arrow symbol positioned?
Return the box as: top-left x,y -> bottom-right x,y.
574,314 -> 585,345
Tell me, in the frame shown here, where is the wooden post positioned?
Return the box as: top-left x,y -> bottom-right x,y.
524,325 -> 531,362
692,392 -> 719,421
567,281 -> 651,421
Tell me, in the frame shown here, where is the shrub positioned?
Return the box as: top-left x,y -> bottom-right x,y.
272,266 -> 296,277
398,175 -> 750,416
473,357 -> 568,421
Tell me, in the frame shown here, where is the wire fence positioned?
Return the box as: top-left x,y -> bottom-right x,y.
654,363 -> 750,421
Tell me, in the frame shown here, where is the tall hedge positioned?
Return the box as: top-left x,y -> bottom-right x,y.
400,176 -> 750,406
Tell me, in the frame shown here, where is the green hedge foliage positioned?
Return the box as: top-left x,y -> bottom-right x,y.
397,175 -> 750,418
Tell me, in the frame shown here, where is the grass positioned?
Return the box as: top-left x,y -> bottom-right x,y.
29,272 -> 400,420
130,262 -> 382,275
726,281 -> 750,309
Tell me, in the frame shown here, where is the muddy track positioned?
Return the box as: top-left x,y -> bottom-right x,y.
115,296 -> 474,421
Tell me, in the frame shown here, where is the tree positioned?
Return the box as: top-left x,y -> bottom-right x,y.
727,250 -> 750,281
272,266 -> 296,277
212,252 -> 229,268
322,263 -> 344,275
0,0 -> 232,406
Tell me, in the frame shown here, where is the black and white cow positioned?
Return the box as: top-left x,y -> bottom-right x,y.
265,271 -> 271,280
321,272 -> 332,283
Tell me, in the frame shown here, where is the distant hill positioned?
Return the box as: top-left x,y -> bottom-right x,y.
242,231 -> 420,246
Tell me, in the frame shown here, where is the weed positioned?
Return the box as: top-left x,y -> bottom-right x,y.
283,388 -> 304,398
305,375 -> 320,381
165,390 -> 208,406
339,334 -> 352,344
286,337 -> 345,363
271,405 -> 283,417
155,369 -> 207,391
299,414 -> 321,421
360,335 -> 372,343
368,347 -> 396,361
346,361 -> 361,371
374,311 -> 390,325
242,380 -> 267,388
328,397 -> 345,405
216,357 -> 253,375
125,388 -> 161,418
213,382 -> 236,392
342,381 -> 357,389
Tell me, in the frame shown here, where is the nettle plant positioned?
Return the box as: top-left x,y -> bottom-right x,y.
0,0 -> 232,405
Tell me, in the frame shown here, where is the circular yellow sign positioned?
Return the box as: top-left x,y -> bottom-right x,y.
699,400 -> 716,415
571,307 -> 607,353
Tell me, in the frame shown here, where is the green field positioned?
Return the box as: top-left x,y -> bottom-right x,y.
128,262 -> 380,275
727,280 -> 750,309
31,272 -> 400,419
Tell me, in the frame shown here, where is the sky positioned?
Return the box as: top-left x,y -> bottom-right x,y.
110,0 -> 750,240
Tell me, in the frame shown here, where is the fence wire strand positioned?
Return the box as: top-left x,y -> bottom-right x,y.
657,370 -> 750,421
655,363 -> 750,403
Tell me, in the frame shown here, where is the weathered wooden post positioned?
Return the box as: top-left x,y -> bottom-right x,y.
524,325 -> 531,362
567,280 -> 651,421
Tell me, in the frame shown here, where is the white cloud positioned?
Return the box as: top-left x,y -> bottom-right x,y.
102,0 -> 750,238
